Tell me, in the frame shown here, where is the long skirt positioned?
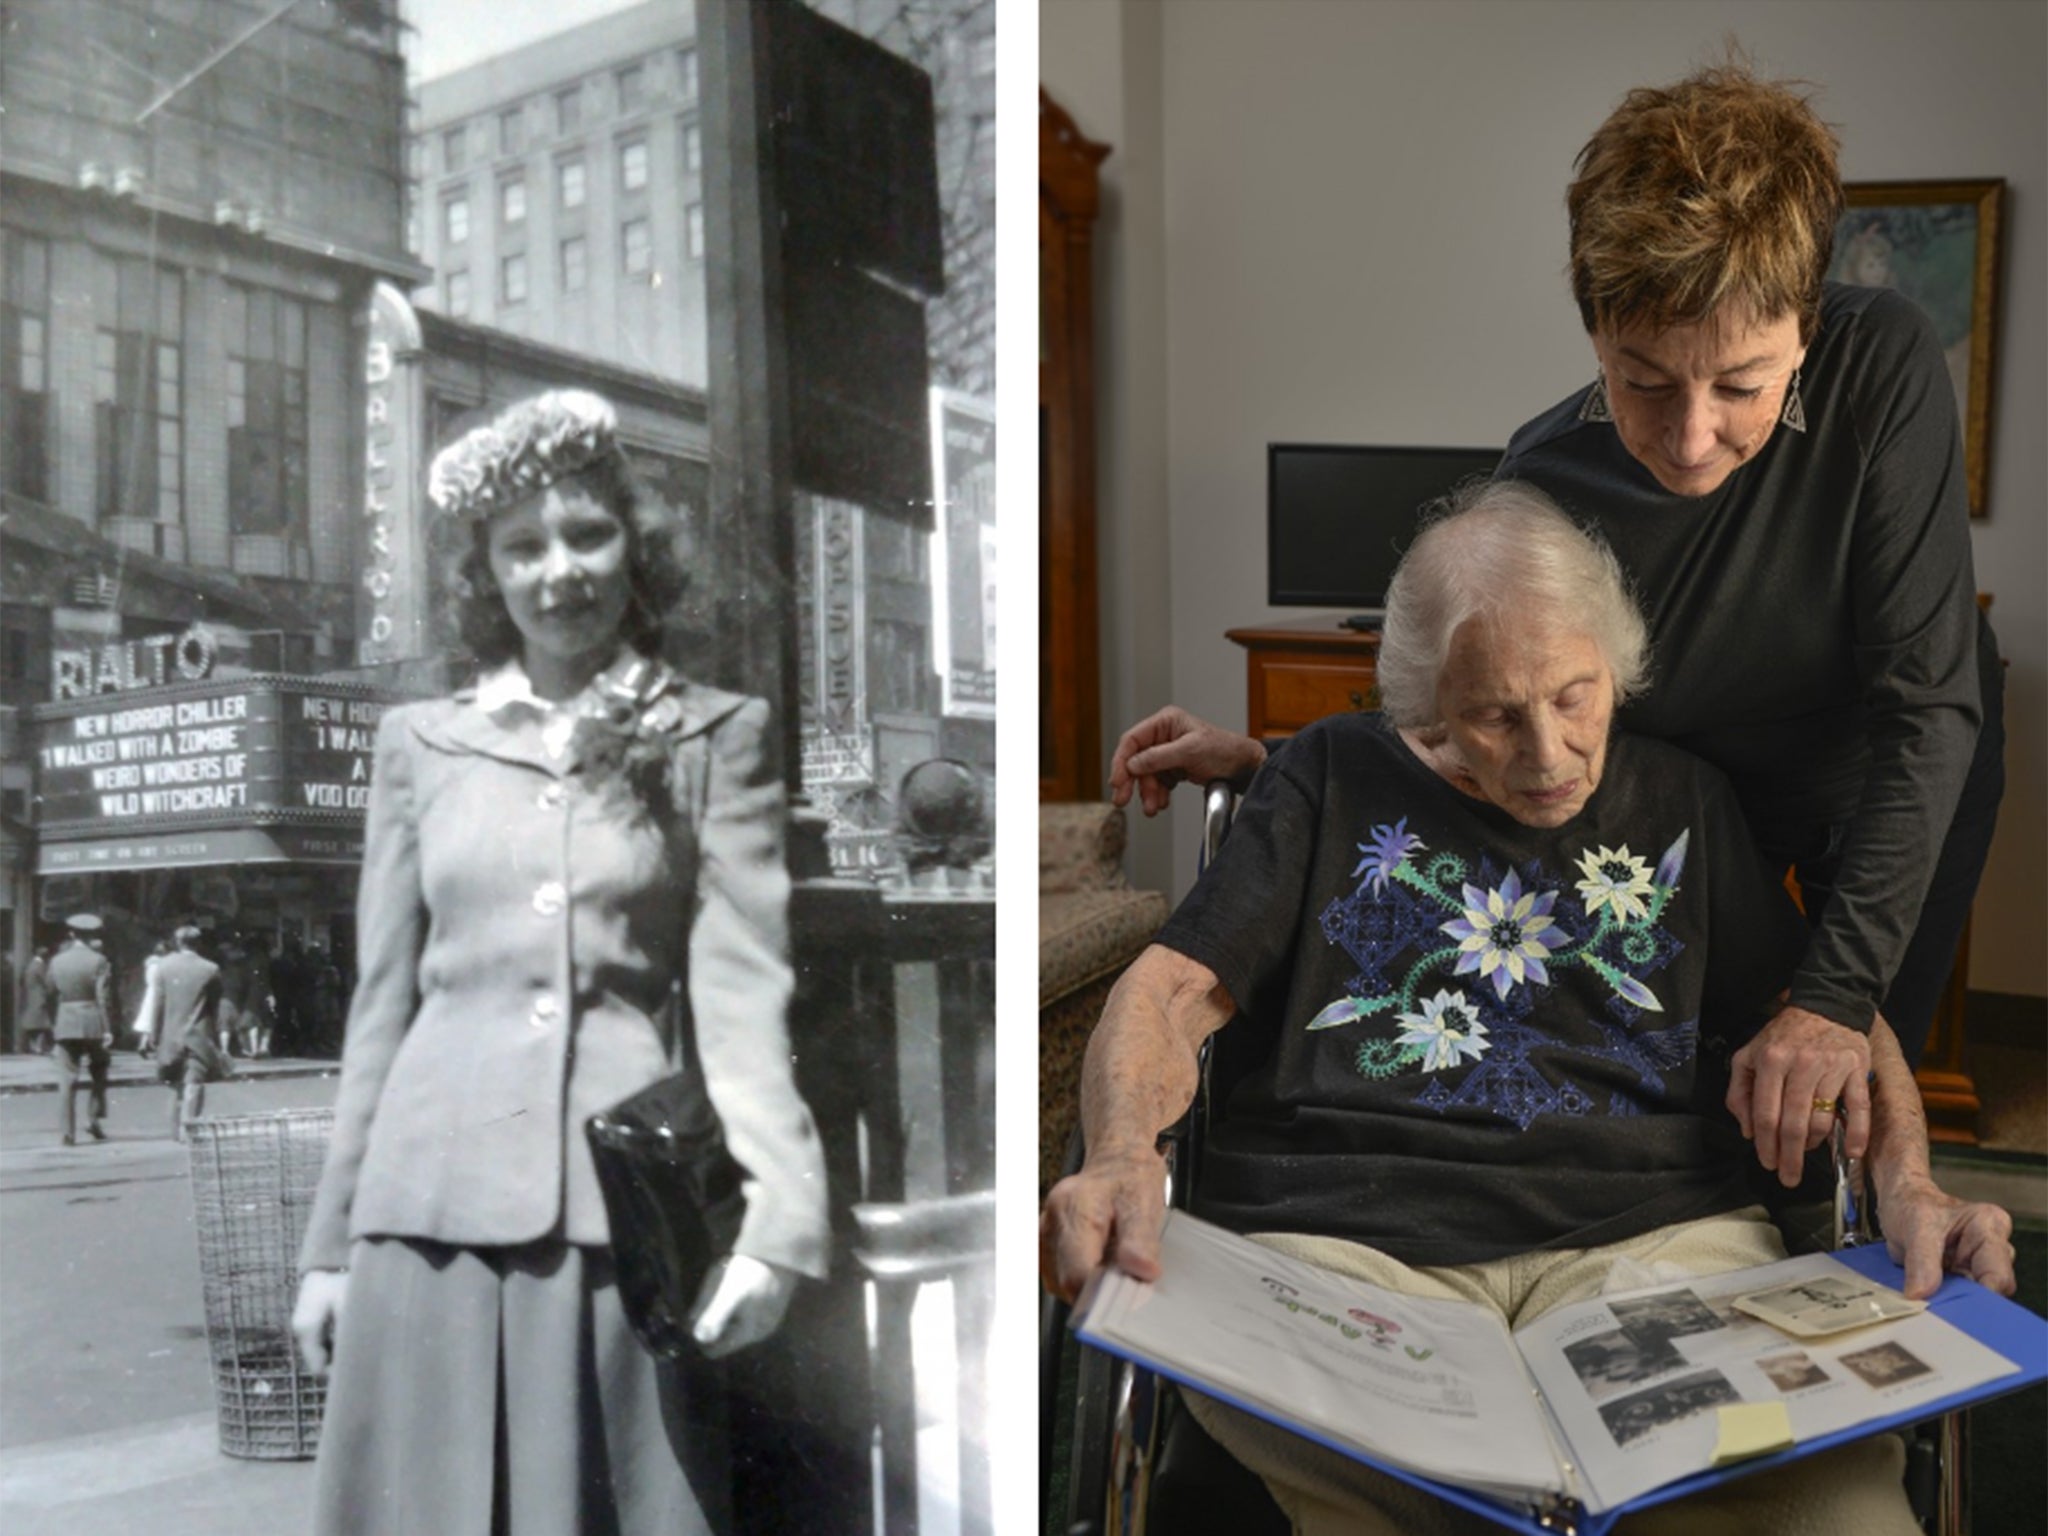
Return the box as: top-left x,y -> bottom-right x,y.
311,1236 -> 731,1536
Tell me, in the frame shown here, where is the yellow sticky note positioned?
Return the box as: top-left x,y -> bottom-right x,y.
1711,1401 -> 1795,1465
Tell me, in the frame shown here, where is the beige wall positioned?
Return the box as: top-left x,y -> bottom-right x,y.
1044,0 -> 2047,998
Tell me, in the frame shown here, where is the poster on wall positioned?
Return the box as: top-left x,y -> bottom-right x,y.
930,389 -> 995,719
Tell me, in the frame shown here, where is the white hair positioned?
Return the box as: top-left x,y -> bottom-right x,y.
1376,479 -> 1651,728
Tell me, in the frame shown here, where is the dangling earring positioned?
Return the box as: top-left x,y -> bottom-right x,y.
1778,368 -> 1807,434
1579,373 -> 1614,424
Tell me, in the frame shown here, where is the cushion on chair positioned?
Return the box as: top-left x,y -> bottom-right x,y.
1040,802 -> 1170,1193
1039,890 -> 1169,1193
1040,801 -> 1132,893
1039,889 -> 1171,1007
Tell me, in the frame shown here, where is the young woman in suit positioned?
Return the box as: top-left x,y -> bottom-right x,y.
291,390 -> 828,1535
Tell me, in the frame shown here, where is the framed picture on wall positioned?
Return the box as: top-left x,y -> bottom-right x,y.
1830,179 -> 2004,517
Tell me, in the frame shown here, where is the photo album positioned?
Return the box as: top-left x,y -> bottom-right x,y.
1073,1211 -> 2048,1536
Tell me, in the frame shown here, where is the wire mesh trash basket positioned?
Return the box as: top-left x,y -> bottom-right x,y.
188,1108 -> 334,1459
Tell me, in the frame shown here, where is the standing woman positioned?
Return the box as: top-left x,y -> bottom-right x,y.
19,944 -> 54,1055
291,390 -> 829,1535
1111,64 -> 1999,1185
132,938 -> 170,1054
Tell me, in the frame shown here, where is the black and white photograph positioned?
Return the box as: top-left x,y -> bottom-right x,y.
0,2 -> 996,1533
1607,1288 -> 1727,1354
1840,1341 -> 1936,1392
1560,1326 -> 1686,1405
1756,1352 -> 1832,1394
1596,1368 -> 1743,1450
1734,1273 -> 1926,1338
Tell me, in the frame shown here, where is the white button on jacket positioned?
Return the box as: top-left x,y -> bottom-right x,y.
298,669 -> 830,1282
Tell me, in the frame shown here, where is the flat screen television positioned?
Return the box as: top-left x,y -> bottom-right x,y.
1267,443 -> 1503,623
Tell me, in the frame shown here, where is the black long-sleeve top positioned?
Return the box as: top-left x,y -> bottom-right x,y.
1498,282 -> 1987,1033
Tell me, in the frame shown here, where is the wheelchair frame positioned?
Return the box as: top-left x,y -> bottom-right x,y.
1044,782 -> 1966,1536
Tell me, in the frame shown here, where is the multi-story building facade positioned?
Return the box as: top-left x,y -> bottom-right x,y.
405,0 -> 995,877
407,0 -> 710,386
0,0 -> 418,1040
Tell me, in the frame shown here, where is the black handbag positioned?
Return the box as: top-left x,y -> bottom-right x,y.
586,1069 -> 746,1360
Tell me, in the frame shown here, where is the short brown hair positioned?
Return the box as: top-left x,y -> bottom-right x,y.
1567,63 -> 1843,343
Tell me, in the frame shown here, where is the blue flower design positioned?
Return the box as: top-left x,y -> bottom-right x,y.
1393,989 -> 1491,1072
1440,867 -> 1567,1002
1654,829 -> 1690,892
1352,817 -> 1426,895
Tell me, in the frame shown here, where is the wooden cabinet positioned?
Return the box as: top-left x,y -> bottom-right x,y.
1226,619 -> 1382,741
1039,91 -> 1110,801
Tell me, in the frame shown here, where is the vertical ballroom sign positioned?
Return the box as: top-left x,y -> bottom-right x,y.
931,389 -> 995,717
358,283 -> 426,663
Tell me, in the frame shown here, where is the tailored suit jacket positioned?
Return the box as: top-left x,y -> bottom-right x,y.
299,667 -> 830,1280
151,950 -> 223,1070
47,941 -> 113,1042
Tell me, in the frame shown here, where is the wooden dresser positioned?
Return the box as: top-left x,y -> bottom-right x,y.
1225,618 -> 1382,741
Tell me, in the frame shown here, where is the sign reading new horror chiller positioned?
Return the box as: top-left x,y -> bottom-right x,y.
31,677 -> 402,846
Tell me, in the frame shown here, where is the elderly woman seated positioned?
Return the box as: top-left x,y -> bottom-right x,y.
1040,480 -> 2013,1536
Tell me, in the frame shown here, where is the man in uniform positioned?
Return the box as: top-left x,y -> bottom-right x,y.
47,914 -> 116,1145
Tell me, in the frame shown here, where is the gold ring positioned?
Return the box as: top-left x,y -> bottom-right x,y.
1811,1096 -> 1838,1116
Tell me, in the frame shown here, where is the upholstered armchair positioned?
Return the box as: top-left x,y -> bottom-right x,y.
1039,802 -> 1169,1192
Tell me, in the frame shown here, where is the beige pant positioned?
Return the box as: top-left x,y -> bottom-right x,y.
1185,1209 -> 1920,1536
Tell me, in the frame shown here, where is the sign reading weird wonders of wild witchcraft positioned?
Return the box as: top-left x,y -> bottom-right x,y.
31,679 -> 401,835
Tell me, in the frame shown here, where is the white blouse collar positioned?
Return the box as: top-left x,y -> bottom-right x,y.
473,651 -> 630,761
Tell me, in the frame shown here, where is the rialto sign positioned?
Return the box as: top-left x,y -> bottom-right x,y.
51,623 -> 220,700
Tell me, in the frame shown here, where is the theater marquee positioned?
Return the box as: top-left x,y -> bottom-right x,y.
29,677 -> 406,871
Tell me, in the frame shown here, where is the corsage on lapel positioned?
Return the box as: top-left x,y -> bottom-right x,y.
570,656 -> 690,816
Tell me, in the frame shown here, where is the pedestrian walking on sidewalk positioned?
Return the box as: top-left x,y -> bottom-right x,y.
17,945 -> 53,1056
149,926 -> 230,1143
47,915 -> 115,1145
215,937 -> 251,1059
291,390 -> 829,1536
241,933 -> 276,1058
132,940 -> 168,1056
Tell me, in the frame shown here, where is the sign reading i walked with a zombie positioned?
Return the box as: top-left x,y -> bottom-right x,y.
31,678 -> 402,837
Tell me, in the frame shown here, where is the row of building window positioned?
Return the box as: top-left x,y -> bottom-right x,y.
430,47 -> 698,176
441,206 -> 705,316
436,126 -> 700,247
0,233 -> 309,535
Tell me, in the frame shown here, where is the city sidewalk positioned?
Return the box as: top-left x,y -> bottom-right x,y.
0,1050 -> 337,1095
0,1074 -> 336,1536
0,1413 -> 313,1536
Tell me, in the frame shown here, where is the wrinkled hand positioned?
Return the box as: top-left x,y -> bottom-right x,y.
291,1268 -> 350,1377
1728,1004 -> 1872,1186
689,1254 -> 799,1358
1108,707 -> 1266,817
1879,1178 -> 2016,1300
1040,1146 -> 1168,1305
